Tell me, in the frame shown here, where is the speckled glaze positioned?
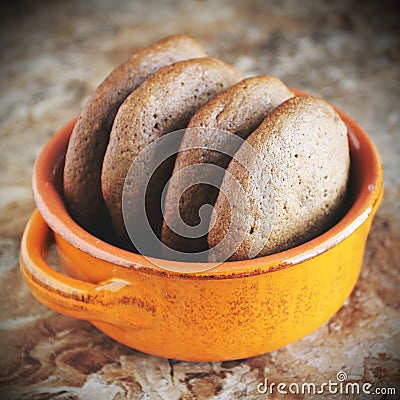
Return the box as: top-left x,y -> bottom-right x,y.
20,98 -> 383,362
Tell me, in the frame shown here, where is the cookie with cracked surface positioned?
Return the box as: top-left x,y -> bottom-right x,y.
101,57 -> 242,250
161,75 -> 293,258
63,34 -> 206,241
208,95 -> 350,261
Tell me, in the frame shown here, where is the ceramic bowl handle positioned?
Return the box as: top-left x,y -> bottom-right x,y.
20,210 -> 155,329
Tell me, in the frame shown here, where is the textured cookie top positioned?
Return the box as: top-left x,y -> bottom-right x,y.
101,57 -> 242,248
63,34 -> 206,240
161,75 -> 293,256
208,95 -> 350,261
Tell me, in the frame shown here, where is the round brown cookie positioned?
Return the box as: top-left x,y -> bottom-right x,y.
208,95 -> 350,261
63,34 -> 206,240
101,57 -> 242,249
161,75 -> 293,256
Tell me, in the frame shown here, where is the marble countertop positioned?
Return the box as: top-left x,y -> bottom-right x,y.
0,1 -> 399,398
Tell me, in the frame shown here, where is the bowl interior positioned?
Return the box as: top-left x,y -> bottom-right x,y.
32,104 -> 383,275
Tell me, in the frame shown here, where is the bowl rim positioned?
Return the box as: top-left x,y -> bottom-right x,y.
32,95 -> 384,277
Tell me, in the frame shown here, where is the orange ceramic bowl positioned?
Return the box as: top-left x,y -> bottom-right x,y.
20,100 -> 383,362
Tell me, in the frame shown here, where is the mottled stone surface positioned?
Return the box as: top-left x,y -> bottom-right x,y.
0,0 -> 399,399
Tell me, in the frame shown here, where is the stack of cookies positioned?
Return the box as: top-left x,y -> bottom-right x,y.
63,34 -> 350,262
